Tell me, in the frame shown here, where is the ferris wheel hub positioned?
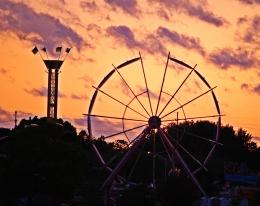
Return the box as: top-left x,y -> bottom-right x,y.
148,116 -> 161,128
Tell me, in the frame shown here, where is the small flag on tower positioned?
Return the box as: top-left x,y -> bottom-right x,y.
56,46 -> 62,52
32,46 -> 38,54
65,47 -> 71,53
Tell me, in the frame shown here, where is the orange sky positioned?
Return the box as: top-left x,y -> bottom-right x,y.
0,0 -> 259,144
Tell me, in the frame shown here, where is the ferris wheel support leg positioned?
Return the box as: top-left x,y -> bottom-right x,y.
101,127 -> 150,190
158,128 -> 207,197
91,143 -> 125,183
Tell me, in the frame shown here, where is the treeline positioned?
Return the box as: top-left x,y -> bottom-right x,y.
0,117 -> 259,206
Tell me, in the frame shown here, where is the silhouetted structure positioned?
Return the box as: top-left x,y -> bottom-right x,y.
32,46 -> 71,119
44,59 -> 63,119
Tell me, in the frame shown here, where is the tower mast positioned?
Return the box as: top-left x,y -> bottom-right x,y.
32,46 -> 70,119
44,59 -> 63,119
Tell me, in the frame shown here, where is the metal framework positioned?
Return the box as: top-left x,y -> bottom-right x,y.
86,52 -> 222,202
44,60 -> 63,119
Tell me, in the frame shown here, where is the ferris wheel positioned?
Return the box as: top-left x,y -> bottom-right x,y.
86,52 -> 221,197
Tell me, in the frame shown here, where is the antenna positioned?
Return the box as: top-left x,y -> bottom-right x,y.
14,110 -> 17,128
32,46 -> 71,119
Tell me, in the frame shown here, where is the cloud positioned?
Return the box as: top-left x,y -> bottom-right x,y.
86,23 -> 103,39
0,0 -> 84,52
74,117 -> 122,138
0,107 -> 33,128
157,9 -> 170,21
238,0 -> 260,5
24,87 -> 67,98
241,83 -> 260,95
237,15 -> 260,45
71,93 -> 88,100
142,33 -> 168,56
208,48 -> 259,69
106,25 -> 167,56
156,26 -> 205,56
79,75 -> 95,88
80,1 -> 98,11
16,110 -> 33,118
119,79 -> 132,96
0,68 -> 7,74
24,87 -> 47,97
149,0 -> 226,26
194,80 -> 202,90
106,25 -> 205,56
107,25 -> 206,56
107,25 -> 139,48
241,83 -> 249,90
252,84 -> 260,94
104,0 -> 139,16
0,107 -> 13,123
136,85 -> 167,102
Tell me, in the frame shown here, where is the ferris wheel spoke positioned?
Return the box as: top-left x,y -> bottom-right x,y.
103,124 -> 148,140
158,64 -> 197,117
173,126 -> 223,146
188,131 -> 223,145
127,138 -> 148,181
158,128 -> 207,196
139,52 -> 153,116
155,52 -> 170,115
104,150 -> 125,169
113,64 -> 151,117
83,113 -> 147,122
158,132 -> 176,170
152,131 -> 157,187
161,114 -> 223,122
101,128 -> 150,190
161,86 -> 217,119
166,132 -> 208,171
92,86 -> 149,119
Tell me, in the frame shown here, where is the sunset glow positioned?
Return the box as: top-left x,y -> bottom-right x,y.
0,0 -> 259,144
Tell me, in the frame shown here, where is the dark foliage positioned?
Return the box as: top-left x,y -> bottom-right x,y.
0,118 -> 259,206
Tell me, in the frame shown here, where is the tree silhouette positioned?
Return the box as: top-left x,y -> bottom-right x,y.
0,118 -> 259,205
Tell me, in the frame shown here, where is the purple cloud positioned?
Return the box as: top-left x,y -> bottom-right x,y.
71,94 -> 88,100
74,117 -> 122,138
80,1 -> 98,11
24,87 -> 48,97
157,26 -> 205,56
241,83 -> 260,95
24,87 -> 66,98
107,25 -> 139,48
136,85 -> 167,102
142,33 -> 168,56
238,15 -> 260,44
0,107 -> 33,128
86,24 -> 102,36
209,48 -> 259,69
0,107 -> 13,123
0,0 -> 84,52
105,0 -> 139,15
150,0 -> 226,27
106,25 -> 167,56
238,0 -> 260,4
252,84 -> 260,94
157,9 -> 170,21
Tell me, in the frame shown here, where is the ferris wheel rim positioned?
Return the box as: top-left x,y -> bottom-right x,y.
86,52 -> 222,195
